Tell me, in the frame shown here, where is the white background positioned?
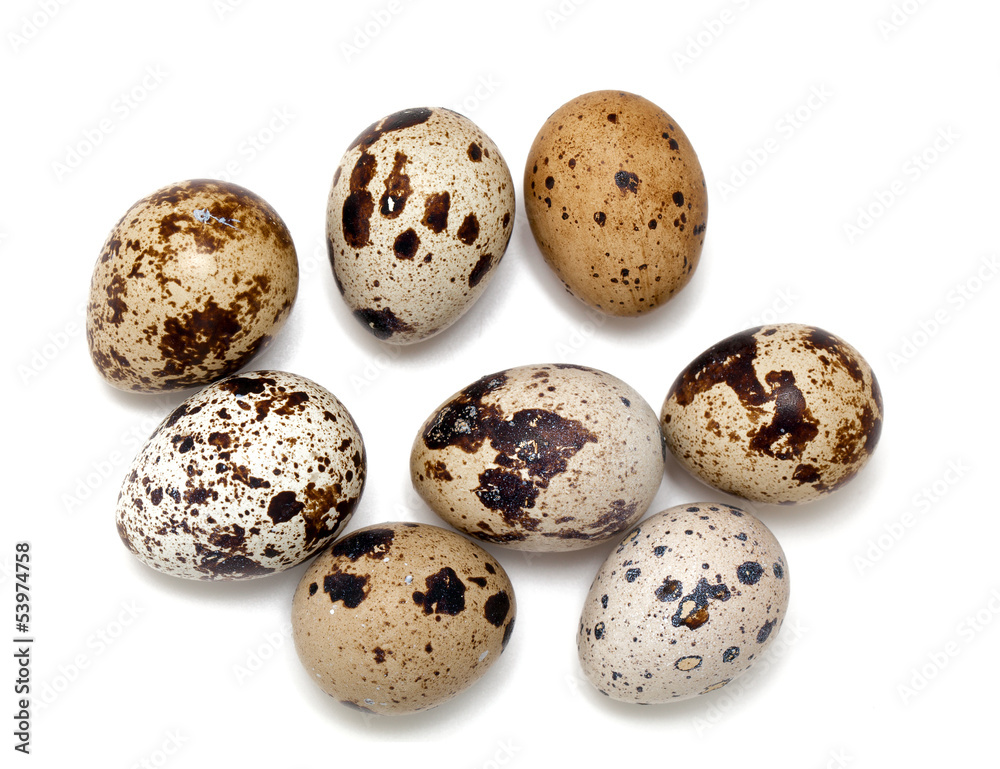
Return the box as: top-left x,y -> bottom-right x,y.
3,0 -> 998,765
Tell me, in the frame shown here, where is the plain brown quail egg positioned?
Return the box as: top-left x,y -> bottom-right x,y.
410,364 -> 664,551
87,179 -> 298,392
578,502 -> 790,703
660,323 -> 884,504
523,90 -> 707,316
326,107 -> 515,343
291,522 -> 516,715
115,370 -> 366,580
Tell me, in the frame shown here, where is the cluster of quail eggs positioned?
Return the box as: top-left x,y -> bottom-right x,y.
88,90 -> 883,714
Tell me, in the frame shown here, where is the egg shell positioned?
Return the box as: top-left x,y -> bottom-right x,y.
291,522 -> 516,715
410,363 -> 665,551
326,107 -> 515,344
578,502 -> 790,704
115,370 -> 366,580
661,324 -> 884,504
523,90 -> 707,316
87,179 -> 298,392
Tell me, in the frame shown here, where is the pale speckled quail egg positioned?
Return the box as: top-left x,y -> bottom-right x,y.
410,364 -> 665,551
87,179 -> 298,392
326,107 -> 515,344
578,502 -> 790,704
523,91 -> 707,316
116,370 -> 366,580
291,522 -> 516,715
661,324 -> 884,505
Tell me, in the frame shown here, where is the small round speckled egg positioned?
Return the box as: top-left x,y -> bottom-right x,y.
523,91 -> 707,316
326,107 -> 515,344
291,522 -> 516,715
410,364 -> 665,551
116,370 -> 366,580
87,179 -> 298,392
661,324 -> 884,504
578,502 -> 790,704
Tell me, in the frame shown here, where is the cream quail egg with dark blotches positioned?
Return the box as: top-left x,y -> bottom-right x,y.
291,522 -> 516,715
326,107 -> 515,343
410,364 -> 665,551
115,370 -> 366,580
523,90 -> 707,316
661,324 -> 884,504
578,502 -> 790,704
87,179 -> 298,392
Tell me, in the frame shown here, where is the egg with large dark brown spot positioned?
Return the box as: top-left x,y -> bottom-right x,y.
410,364 -> 664,551
326,107 -> 515,344
291,522 -> 516,715
115,370 -> 366,580
578,502 -> 790,703
661,324 -> 883,504
523,91 -> 707,316
87,179 -> 298,392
